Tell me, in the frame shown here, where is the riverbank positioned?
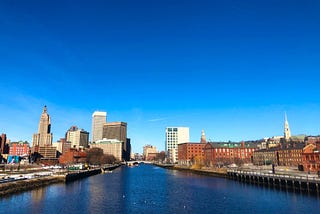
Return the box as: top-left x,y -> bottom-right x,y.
0,176 -> 65,197
154,163 -> 228,178
0,164 -> 122,197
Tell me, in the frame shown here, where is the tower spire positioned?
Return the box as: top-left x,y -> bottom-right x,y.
284,112 -> 291,141
201,129 -> 207,144
43,105 -> 47,113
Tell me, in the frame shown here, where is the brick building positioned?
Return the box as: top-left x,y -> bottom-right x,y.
277,144 -> 304,167
178,142 -> 206,166
59,148 -> 87,164
204,142 -> 257,167
253,143 -> 305,168
301,144 -> 320,172
253,147 -> 279,165
9,141 -> 30,156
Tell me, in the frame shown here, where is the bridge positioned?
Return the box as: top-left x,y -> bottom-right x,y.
124,161 -> 152,166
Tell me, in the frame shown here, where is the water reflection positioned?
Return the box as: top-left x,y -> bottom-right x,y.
31,187 -> 46,203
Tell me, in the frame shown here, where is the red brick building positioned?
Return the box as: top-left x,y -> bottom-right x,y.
9,141 -> 30,156
302,144 -> 320,172
277,144 -> 304,167
204,142 -> 257,167
178,142 -> 206,166
59,148 -> 87,165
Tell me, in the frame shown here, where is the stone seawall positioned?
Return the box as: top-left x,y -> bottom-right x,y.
65,169 -> 102,182
0,176 -> 65,197
0,164 -> 123,197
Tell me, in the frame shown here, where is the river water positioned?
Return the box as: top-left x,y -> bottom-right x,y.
1,164 -> 319,213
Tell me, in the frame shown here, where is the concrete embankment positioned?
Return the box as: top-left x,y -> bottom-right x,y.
65,169 -> 102,182
0,176 -> 65,197
0,164 -> 123,197
154,163 -> 228,178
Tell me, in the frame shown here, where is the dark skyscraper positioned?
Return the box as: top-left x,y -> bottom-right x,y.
103,122 -> 130,161
103,122 -> 127,142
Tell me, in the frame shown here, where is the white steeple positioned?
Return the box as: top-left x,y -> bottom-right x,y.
284,112 -> 291,141
201,129 -> 207,144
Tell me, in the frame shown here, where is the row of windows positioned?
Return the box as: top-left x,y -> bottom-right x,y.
279,159 -> 301,162
304,156 -> 320,161
214,148 -> 254,152
279,154 -> 301,157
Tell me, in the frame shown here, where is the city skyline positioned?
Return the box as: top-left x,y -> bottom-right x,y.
1,1 -> 320,153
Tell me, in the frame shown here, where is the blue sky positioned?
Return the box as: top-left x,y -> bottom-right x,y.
0,0 -> 320,153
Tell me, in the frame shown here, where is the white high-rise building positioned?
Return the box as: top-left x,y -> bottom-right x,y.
92,111 -> 107,143
165,127 -> 189,163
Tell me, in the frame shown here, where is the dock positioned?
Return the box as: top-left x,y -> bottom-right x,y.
227,169 -> 320,193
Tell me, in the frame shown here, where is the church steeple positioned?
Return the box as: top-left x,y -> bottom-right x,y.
284,112 -> 291,141
200,129 -> 207,144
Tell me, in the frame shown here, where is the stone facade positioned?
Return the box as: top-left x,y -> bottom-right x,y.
143,145 -> 157,161
91,139 -> 123,161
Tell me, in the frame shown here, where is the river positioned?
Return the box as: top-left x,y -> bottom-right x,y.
1,164 -> 319,213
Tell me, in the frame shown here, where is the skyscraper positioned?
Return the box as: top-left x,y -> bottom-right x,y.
91,111 -> 107,143
102,122 -> 131,161
284,112 -> 291,141
66,126 -> 89,149
32,106 -> 53,147
32,106 -> 56,159
165,127 -> 189,163
103,122 -> 127,142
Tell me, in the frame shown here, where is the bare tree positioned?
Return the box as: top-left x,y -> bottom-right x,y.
100,154 -> 116,164
86,148 -> 104,165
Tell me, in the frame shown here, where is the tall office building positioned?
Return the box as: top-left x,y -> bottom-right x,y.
91,111 -> 107,143
103,122 -> 130,161
165,127 -> 189,163
66,126 -> 89,149
92,139 -> 123,161
284,112 -> 291,141
32,106 -> 56,159
103,122 -> 127,142
32,106 -> 53,147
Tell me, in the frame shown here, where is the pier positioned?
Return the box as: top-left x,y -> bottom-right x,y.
227,169 -> 320,193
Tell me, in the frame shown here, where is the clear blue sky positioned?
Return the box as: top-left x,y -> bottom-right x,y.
0,0 -> 320,153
